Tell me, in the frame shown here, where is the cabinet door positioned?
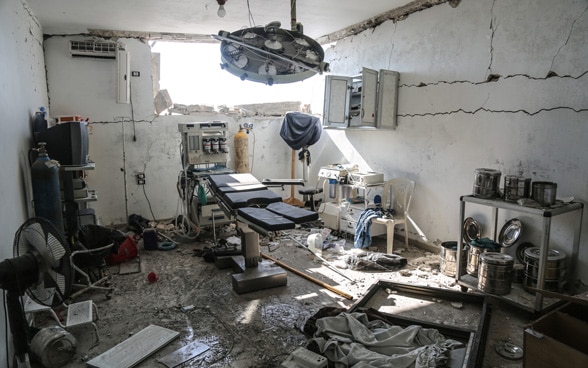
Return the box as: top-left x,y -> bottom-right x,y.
350,67 -> 378,127
323,75 -> 351,128
376,69 -> 400,129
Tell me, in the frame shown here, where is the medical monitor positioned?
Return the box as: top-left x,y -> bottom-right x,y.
34,122 -> 90,166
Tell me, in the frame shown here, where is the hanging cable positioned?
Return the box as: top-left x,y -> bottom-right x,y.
142,183 -> 157,222
246,0 -> 256,27
3,291 -> 9,368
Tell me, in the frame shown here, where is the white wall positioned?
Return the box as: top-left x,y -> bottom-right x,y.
44,35 -> 299,225
310,0 -> 588,283
0,0 -> 49,365
42,0 -> 588,286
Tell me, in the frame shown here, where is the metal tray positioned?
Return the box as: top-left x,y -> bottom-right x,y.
463,217 -> 481,244
498,218 -> 522,247
348,280 -> 490,368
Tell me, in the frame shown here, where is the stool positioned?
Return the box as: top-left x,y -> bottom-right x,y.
66,300 -> 100,347
298,187 -> 323,211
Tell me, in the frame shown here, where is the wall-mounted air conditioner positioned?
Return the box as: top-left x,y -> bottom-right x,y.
70,40 -> 118,59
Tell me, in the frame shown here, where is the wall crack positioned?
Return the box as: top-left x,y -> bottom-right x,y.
399,106 -> 588,118
549,5 -> 588,71
386,22 -> 398,70
487,0 -> 497,75
402,70 -> 587,88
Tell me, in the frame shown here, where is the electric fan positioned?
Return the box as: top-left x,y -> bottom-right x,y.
0,217 -> 73,367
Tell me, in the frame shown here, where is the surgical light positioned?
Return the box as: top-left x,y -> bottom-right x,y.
212,0 -> 329,85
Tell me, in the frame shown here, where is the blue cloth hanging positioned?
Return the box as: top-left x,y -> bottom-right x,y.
353,208 -> 383,248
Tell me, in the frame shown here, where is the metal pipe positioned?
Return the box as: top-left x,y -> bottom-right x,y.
287,234 -> 356,283
290,0 -> 297,31
262,253 -> 353,300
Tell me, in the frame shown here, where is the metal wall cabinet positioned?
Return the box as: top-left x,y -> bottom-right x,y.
456,195 -> 584,313
377,69 -> 400,130
323,68 -> 399,129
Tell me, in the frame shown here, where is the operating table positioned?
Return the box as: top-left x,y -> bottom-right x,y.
206,173 -> 319,293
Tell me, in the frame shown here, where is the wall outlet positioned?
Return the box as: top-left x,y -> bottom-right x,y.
136,173 -> 146,185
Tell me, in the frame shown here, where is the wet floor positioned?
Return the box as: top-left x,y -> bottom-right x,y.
29,227 -> 529,367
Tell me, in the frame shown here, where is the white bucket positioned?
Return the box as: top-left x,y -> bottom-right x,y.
307,233 -> 323,256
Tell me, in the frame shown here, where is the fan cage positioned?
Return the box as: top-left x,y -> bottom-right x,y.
13,217 -> 73,307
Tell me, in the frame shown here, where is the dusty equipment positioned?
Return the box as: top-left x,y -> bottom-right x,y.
0,218 -> 74,367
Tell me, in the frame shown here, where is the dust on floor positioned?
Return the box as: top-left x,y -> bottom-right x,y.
31,226 -> 530,368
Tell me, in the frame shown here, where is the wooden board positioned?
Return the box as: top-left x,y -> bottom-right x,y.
87,325 -> 179,368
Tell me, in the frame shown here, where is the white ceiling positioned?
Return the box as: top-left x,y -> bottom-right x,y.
26,0 -> 415,40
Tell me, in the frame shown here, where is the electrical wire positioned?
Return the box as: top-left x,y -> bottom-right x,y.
3,291 -> 9,368
247,127 -> 256,174
193,306 -> 235,367
141,183 -> 157,222
5,258 -> 30,365
129,75 -> 137,141
246,0 -> 256,27
171,170 -> 200,240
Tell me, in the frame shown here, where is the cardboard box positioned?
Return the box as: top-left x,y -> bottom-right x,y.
524,302 -> 588,367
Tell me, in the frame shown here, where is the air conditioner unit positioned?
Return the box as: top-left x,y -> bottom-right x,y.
70,40 -> 119,59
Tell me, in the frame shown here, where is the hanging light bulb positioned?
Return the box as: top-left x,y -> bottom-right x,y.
217,0 -> 227,18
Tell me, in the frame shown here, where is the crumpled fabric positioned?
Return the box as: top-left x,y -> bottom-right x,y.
354,209 -> 383,248
309,312 -> 462,368
346,252 -> 407,271
280,111 -> 322,150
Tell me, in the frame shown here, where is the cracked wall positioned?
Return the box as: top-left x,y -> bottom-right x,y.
312,0 -> 588,282
43,36 -> 295,225
38,0 -> 588,282
0,0 -> 50,362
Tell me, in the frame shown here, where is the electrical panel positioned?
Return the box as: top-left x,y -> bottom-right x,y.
178,121 -> 229,165
323,68 -> 399,129
117,50 -> 130,104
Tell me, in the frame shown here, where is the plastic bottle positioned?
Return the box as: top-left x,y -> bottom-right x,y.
220,138 -> 228,153
307,233 -> 323,257
211,138 -> 220,153
32,107 -> 48,134
329,179 -> 337,199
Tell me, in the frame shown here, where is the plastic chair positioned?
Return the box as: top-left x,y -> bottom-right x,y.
372,178 -> 415,253
70,242 -> 115,300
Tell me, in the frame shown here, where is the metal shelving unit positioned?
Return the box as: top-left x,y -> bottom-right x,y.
60,162 -> 97,236
456,195 -> 583,313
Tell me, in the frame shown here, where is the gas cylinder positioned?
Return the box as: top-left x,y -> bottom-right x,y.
234,126 -> 249,173
31,143 -> 64,234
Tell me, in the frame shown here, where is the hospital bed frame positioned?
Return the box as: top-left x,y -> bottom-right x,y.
206,173 -> 320,293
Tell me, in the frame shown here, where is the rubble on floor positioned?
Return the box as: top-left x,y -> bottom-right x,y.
29,227 -> 528,368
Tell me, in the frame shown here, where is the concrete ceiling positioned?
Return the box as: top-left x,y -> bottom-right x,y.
26,0 -> 419,41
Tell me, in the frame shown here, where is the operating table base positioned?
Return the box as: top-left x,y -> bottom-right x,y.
214,223 -> 287,294
230,256 -> 287,294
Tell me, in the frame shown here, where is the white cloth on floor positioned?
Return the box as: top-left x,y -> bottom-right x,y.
310,312 -> 462,368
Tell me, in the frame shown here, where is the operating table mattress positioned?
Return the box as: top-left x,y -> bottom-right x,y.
207,173 -> 319,231
208,173 -> 281,208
